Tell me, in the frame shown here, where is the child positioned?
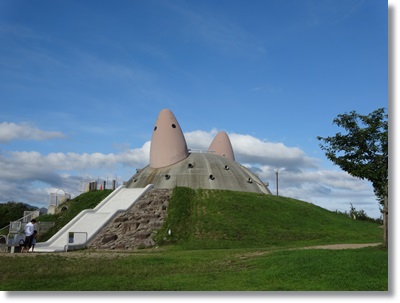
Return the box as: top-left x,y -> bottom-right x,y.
18,239 -> 25,253
30,230 -> 38,252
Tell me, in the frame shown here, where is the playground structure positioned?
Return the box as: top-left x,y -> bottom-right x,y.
48,189 -> 71,215
34,184 -> 153,252
0,209 -> 45,253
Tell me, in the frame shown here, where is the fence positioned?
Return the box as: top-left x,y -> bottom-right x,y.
22,210 -> 40,223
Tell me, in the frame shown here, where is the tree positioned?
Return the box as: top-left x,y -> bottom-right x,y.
0,202 -> 37,229
317,108 -> 388,247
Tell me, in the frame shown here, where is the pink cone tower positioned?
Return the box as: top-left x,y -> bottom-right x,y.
208,131 -> 235,161
150,109 -> 189,168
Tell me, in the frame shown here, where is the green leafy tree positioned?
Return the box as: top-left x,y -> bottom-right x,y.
0,202 -> 37,229
317,108 -> 388,247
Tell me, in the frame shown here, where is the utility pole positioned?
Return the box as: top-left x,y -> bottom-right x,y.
275,170 -> 279,196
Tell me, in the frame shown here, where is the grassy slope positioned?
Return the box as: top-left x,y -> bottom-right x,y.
37,190 -> 113,242
0,187 -> 387,291
38,187 -> 382,248
156,187 -> 382,250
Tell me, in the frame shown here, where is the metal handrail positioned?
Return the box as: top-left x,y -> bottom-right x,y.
188,149 -> 215,154
1,210 -> 40,232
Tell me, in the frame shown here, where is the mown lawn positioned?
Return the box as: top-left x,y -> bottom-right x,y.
0,245 -> 387,291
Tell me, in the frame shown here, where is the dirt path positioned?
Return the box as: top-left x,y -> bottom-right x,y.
236,243 -> 382,259
0,242 -> 382,259
296,242 -> 381,250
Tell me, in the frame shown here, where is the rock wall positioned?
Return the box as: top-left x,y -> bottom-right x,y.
88,189 -> 172,250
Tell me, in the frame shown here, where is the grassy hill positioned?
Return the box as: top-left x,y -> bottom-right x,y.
37,189 -> 113,242
155,187 -> 382,250
37,186 -> 382,249
1,187 -> 386,291
37,186 -> 382,248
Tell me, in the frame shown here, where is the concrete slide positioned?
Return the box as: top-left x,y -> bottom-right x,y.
34,184 -> 154,252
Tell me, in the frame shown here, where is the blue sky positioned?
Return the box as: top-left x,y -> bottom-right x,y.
0,0 -> 388,219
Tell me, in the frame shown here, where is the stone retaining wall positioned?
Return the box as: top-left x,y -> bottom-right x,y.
88,189 -> 172,250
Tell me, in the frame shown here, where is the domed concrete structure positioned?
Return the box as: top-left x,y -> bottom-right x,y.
34,109 -> 270,253
126,109 -> 271,195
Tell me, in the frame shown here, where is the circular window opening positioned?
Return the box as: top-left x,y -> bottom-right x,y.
171,124 -> 176,128
154,126 -> 157,131
209,174 -> 215,180
61,206 -> 68,212
188,163 -> 194,168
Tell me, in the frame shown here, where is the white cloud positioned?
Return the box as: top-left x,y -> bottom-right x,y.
184,130 -> 379,217
246,163 -> 379,218
0,129 -> 380,218
2,140 -> 150,173
116,142 -> 150,167
230,133 -> 318,170
0,135 -> 151,208
184,129 -> 218,150
0,122 -> 64,143
184,130 -> 318,170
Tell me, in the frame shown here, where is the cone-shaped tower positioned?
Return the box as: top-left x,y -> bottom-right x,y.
208,131 -> 235,161
150,109 -> 189,168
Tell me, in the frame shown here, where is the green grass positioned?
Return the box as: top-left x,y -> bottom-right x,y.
155,187 -> 382,250
0,187 -> 387,291
0,246 -> 387,291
